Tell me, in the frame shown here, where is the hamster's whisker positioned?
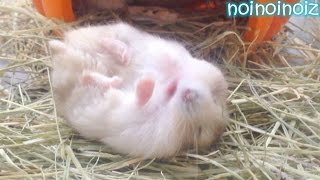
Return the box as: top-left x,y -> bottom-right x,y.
174,116 -> 188,152
194,134 -> 199,156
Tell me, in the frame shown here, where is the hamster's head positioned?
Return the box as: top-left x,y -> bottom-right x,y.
178,59 -> 229,147
132,58 -> 229,158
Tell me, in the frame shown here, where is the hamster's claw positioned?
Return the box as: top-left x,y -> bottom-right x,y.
48,40 -> 67,54
81,71 -> 123,90
109,76 -> 123,88
100,38 -> 131,66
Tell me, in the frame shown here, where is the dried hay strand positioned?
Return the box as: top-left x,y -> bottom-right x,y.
0,1 -> 319,179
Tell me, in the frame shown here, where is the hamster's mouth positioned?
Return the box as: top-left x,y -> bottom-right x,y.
165,79 -> 199,104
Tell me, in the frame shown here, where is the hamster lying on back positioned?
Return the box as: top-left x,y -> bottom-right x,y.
50,22 -> 229,158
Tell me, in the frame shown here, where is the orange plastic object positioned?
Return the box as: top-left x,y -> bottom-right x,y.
32,0 -> 297,42
262,16 -> 292,41
243,0 -> 299,42
32,0 -> 75,22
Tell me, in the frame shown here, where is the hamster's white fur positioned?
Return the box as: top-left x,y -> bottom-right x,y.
50,22 -> 229,158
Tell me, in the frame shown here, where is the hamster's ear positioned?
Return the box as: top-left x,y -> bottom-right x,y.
48,40 -> 66,54
136,77 -> 155,107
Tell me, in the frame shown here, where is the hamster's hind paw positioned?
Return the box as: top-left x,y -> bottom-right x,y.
81,71 -> 123,90
100,38 -> 131,66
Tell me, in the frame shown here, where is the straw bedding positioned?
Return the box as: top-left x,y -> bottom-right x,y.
0,1 -> 319,179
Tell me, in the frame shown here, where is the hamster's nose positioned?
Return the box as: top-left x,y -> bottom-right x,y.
182,89 -> 198,103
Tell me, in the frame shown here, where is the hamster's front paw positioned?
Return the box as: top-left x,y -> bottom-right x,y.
81,71 -> 123,90
135,77 -> 155,107
100,38 -> 131,66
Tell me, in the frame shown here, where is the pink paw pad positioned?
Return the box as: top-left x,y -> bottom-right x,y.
136,77 -> 155,107
166,79 -> 178,99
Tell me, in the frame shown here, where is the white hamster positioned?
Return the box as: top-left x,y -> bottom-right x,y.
49,22 -> 229,158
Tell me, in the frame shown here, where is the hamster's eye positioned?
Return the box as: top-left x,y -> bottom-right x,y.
211,91 -> 217,104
